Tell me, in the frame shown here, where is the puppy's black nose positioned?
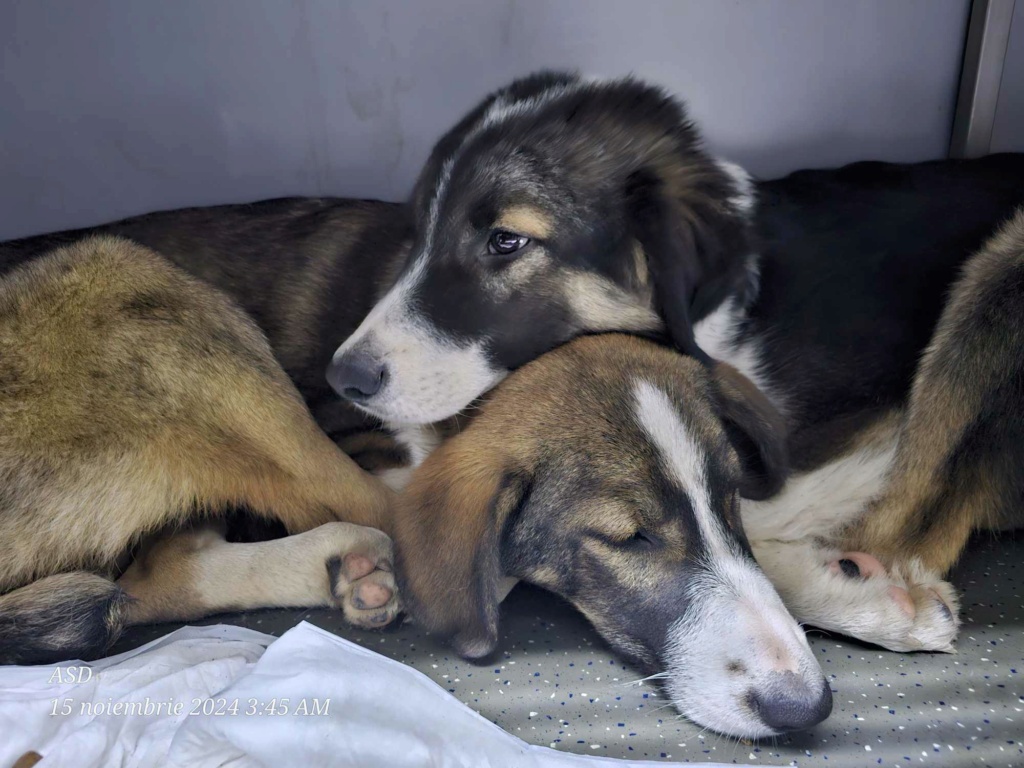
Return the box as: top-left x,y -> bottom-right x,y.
748,673 -> 832,733
327,351 -> 388,401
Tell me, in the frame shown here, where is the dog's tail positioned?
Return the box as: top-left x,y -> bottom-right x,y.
0,573 -> 131,665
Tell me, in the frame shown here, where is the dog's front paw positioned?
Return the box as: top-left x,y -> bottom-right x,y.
325,525 -> 400,629
825,552 -> 959,652
753,540 -> 959,653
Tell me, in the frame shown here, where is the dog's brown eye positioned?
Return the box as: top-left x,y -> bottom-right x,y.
488,230 -> 530,256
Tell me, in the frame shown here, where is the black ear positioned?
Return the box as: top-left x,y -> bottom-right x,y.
711,363 -> 788,500
394,435 -> 532,659
625,166 -> 752,364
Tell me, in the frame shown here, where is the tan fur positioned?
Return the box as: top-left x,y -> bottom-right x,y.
0,236 -> 398,660
632,241 -> 649,288
119,522 -> 398,628
11,752 -> 43,768
841,208 -> 1024,573
561,270 -> 662,333
394,334 -> 775,658
394,437 -> 519,654
493,205 -> 554,240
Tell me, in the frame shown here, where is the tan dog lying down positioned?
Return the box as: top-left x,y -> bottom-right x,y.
394,333 -> 832,738
0,236 -> 400,665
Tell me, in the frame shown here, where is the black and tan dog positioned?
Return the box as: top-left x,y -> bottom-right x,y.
0,233 -> 403,665
395,333 -> 833,738
325,72 -> 1024,652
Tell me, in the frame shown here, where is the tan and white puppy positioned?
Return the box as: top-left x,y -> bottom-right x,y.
394,334 -> 832,739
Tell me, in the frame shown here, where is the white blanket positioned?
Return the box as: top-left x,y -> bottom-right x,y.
0,622 -> 740,768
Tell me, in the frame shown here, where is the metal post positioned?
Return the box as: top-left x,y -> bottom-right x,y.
949,0 -> 1016,158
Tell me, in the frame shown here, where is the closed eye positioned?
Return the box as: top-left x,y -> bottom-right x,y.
625,530 -> 657,547
595,529 -> 658,549
487,230 -> 531,256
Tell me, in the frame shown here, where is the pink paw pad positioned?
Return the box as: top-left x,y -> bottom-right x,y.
887,585 -> 916,618
353,580 -> 393,611
828,552 -> 886,580
343,553 -> 376,581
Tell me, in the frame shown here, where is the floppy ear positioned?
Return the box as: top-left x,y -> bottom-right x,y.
393,435 -> 532,659
711,363 -> 789,500
625,166 -> 752,364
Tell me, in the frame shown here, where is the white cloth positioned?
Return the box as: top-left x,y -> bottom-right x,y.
0,622 -> 742,768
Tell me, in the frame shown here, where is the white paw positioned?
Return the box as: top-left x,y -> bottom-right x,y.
752,540 -> 960,653
325,525 -> 401,630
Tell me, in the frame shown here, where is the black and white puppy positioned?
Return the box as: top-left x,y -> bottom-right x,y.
329,71 -> 752,426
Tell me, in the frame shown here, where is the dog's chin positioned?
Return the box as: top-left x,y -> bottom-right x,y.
344,396 -> 441,427
352,387 -> 488,427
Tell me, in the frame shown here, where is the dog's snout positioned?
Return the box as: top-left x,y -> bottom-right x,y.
327,351 -> 388,402
747,672 -> 832,733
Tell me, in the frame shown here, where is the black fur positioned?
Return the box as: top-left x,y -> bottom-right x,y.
1,197 -> 413,456
748,154 -> 1024,449
0,574 -> 130,665
404,72 -> 751,373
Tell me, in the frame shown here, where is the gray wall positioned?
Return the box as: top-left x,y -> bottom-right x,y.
1,0 -> 971,241
991,0 -> 1024,153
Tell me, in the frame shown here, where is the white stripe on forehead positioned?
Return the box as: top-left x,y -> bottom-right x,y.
425,155 -> 457,253
477,79 -> 591,133
632,379 -> 734,560
423,77 -> 595,256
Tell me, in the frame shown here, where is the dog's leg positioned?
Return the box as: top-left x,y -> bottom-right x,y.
118,522 -> 399,629
750,538 -> 960,653
0,238 -> 397,666
210,391 -> 396,535
743,434 -> 959,652
0,573 -> 131,664
751,212 -> 1024,652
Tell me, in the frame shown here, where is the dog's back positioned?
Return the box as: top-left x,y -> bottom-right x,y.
0,235 -> 397,663
1,198 -> 411,397
1,235 -> 286,587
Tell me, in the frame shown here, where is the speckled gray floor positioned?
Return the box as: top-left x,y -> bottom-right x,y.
113,532 -> 1023,767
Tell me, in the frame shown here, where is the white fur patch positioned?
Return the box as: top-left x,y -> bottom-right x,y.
374,423 -> 443,493
332,255 -> 504,425
693,294 -> 782,412
741,443 -> 898,542
632,378 -> 827,737
664,556 -> 826,738
477,78 -> 593,136
714,158 -> 756,215
743,437 -> 959,652
633,380 -> 731,559
752,540 -> 959,653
